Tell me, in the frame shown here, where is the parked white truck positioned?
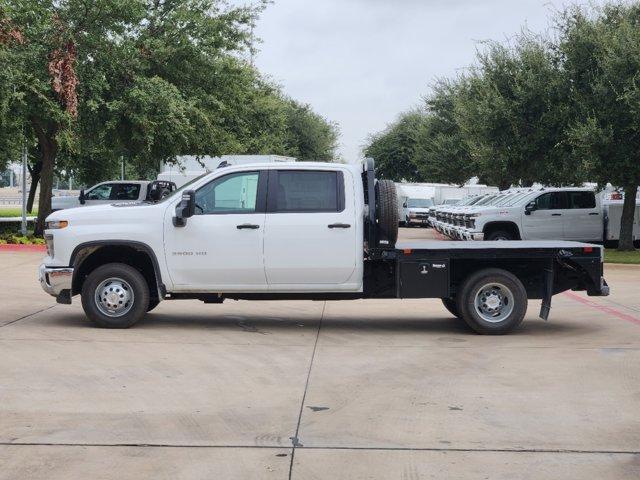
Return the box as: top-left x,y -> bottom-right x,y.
436,187 -> 640,243
39,160 -> 609,335
51,180 -> 176,211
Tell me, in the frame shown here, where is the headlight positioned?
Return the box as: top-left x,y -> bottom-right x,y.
45,234 -> 54,258
45,220 -> 68,230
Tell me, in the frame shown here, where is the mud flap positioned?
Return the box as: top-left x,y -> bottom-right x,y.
539,261 -> 554,321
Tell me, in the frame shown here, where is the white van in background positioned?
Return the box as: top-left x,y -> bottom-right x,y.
396,182 -> 498,226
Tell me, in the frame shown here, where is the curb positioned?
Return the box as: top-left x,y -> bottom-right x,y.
604,263 -> 640,270
0,244 -> 46,252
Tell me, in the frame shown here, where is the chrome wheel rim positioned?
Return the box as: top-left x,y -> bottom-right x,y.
474,282 -> 514,323
94,277 -> 134,317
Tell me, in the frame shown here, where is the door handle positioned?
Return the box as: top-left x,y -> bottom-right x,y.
551,213 -> 562,216
589,212 -> 600,216
237,224 -> 260,229
328,223 -> 351,229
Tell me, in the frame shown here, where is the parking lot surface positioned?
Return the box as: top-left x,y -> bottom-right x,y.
1,229 -> 639,479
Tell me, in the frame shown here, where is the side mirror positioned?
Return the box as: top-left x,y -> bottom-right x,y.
79,189 -> 86,205
524,201 -> 536,215
403,202 -> 407,208
173,190 -> 196,227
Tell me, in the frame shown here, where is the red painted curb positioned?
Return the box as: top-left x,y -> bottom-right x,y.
563,291 -> 640,327
0,244 -> 46,252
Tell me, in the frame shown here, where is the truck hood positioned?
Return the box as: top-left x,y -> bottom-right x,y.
46,201 -> 160,224
408,207 -> 431,214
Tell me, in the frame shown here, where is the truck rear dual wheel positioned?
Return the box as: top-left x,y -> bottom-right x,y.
81,263 -> 149,328
456,268 -> 527,335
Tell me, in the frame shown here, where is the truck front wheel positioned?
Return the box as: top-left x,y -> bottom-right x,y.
456,269 -> 527,334
485,230 -> 514,241
81,263 -> 150,328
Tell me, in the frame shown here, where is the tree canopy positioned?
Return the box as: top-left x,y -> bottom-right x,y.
363,1 -> 640,250
0,0 -> 339,232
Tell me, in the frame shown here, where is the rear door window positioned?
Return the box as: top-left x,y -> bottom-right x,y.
271,170 -> 344,212
568,191 -> 596,209
110,184 -> 141,201
535,192 -> 567,210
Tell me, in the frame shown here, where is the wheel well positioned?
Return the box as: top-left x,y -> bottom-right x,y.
483,222 -> 521,239
72,245 -> 159,299
450,259 -> 544,299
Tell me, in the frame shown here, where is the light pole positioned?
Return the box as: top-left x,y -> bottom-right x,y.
21,142 -> 27,235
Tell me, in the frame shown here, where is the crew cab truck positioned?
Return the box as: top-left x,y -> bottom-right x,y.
39,160 -> 609,335
51,180 -> 176,211
450,188 -> 637,243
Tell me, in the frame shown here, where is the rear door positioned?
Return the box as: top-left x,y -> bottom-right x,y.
263,169 -> 357,287
521,192 -> 567,240
563,191 -> 603,241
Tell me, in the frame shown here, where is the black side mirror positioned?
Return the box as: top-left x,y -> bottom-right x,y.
403,202 -> 407,208
524,201 -> 536,215
79,189 -> 86,205
173,190 -> 196,227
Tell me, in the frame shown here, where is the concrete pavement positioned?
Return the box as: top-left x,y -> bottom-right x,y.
0,233 -> 639,479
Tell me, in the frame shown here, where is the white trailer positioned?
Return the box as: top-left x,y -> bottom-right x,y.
604,200 -> 640,242
159,155 -> 296,187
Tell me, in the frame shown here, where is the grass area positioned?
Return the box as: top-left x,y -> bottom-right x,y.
605,249 -> 640,264
0,208 -> 37,217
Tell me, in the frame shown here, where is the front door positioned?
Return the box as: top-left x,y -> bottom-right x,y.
164,170 -> 268,290
521,192 -> 567,240
263,169 -> 358,287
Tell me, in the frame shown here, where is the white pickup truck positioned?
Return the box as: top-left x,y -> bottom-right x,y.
51,180 -> 176,211
437,187 -> 639,243
39,160 -> 609,335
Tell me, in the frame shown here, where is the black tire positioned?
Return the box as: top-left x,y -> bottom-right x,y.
375,179 -> 399,246
486,230 -> 514,241
456,268 -> 527,335
441,298 -> 461,318
81,263 -> 149,328
147,298 -> 160,312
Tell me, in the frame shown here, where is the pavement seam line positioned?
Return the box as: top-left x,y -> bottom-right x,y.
288,300 -> 325,480
1,305 -> 56,328
0,443 -> 638,455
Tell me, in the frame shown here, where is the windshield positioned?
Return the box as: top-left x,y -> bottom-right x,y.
408,198 -> 434,208
157,172 -> 210,203
492,194 -> 518,206
474,194 -> 498,206
501,192 -> 531,206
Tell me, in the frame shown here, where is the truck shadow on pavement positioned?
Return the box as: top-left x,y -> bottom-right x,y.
47,311 -> 602,337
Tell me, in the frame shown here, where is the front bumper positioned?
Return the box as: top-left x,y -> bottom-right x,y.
39,264 -> 73,299
408,217 -> 430,226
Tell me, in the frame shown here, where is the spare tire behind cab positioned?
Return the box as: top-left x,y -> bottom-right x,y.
375,179 -> 399,246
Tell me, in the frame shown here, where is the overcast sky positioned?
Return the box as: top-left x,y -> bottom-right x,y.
249,0 -> 603,163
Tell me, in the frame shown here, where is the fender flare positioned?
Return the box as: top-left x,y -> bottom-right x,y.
482,221 -> 521,239
70,240 -> 166,297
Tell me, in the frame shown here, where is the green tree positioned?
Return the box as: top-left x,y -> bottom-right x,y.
560,3 -> 640,250
413,79 -> 475,186
282,99 -> 338,162
456,36 -> 578,190
1,0 -> 338,235
364,111 -> 426,182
